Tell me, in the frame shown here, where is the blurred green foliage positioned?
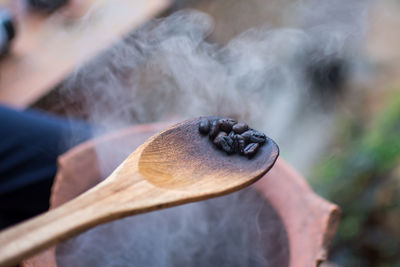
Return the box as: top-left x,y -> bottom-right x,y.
311,89 -> 400,267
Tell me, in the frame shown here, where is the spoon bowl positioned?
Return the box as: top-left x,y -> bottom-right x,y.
139,117 -> 278,191
0,117 -> 279,267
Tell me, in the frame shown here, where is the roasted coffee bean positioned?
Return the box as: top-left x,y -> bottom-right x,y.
249,130 -> 266,144
209,120 -> 220,139
220,136 -> 235,154
238,139 -> 246,154
199,118 -> 210,134
219,118 -> 237,133
213,132 -> 227,148
231,134 -> 238,152
230,134 -> 242,153
241,129 -> 266,144
232,122 -> 248,134
244,143 -> 260,156
241,130 -> 253,142
235,135 -> 246,154
231,135 -> 240,152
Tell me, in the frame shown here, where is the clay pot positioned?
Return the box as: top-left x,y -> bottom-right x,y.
22,122 -> 340,267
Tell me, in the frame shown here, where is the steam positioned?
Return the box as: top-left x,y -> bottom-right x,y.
60,1 -> 369,173
56,0 -> 370,265
56,188 -> 289,267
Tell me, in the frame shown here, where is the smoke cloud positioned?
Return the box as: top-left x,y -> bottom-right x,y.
60,0 -> 369,173
56,188 -> 289,267
56,0 -> 371,265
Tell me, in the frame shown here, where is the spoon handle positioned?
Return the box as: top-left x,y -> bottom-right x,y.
0,177 -> 161,267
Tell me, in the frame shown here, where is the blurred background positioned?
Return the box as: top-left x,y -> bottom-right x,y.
0,0 -> 399,266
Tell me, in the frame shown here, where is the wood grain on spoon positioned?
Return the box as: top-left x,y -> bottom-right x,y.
0,117 -> 279,267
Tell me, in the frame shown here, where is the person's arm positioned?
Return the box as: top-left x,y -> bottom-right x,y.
0,105 -> 93,229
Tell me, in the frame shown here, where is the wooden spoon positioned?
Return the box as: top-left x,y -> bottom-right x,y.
0,117 -> 279,267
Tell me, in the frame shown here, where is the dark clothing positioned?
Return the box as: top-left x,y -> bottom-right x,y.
0,105 -> 92,229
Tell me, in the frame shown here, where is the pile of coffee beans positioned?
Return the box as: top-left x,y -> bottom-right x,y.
198,117 -> 267,157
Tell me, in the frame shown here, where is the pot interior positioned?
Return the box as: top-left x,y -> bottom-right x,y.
53,123 -> 290,267
55,187 -> 290,267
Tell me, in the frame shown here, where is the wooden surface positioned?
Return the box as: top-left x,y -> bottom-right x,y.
0,117 -> 279,267
0,0 -> 170,108
24,121 -> 339,267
